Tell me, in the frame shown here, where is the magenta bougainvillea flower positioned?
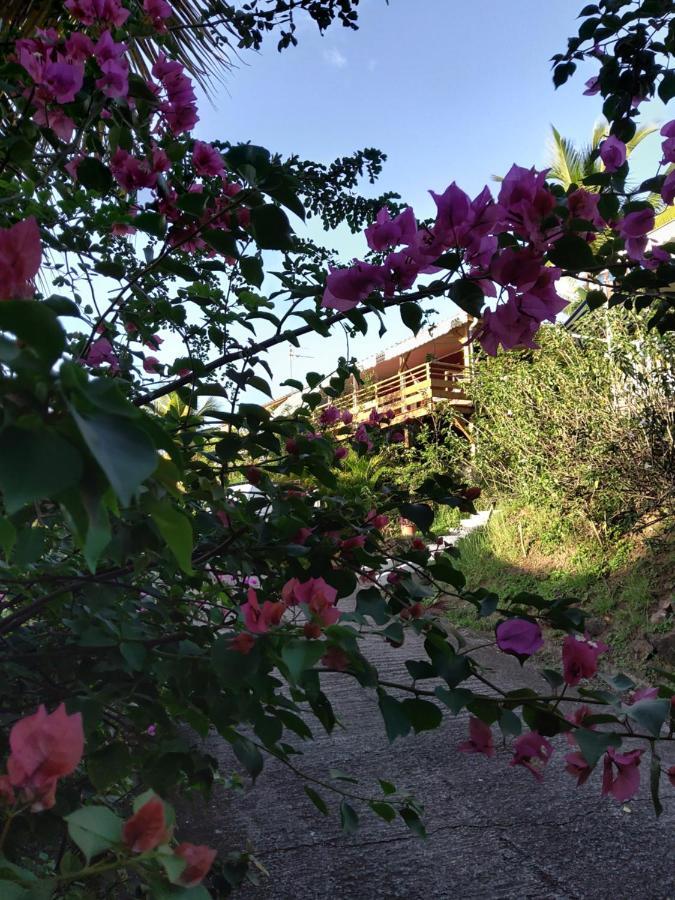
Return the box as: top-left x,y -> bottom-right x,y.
599,135 -> 626,172
495,618 -> 544,660
175,843 -> 217,887
564,751 -> 594,787
0,216 -> 42,299
510,731 -> 554,781
562,634 -> 608,686
192,140 -> 225,178
458,716 -> 495,758
601,747 -> 643,802
365,206 -> 417,252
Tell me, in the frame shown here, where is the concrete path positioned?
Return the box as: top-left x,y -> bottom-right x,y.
184,516 -> 675,899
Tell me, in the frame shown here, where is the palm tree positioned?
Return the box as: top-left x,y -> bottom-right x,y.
0,0 -> 237,92
546,120 -> 658,189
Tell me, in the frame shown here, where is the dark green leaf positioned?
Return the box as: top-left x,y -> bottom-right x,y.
65,806 -> 123,864
71,411 -> 157,506
400,302 -> 423,335
239,256 -> 264,287
77,158 -> 113,193
624,698 -> 670,738
447,278 -> 484,317
231,737 -> 263,781
575,728 -> 621,766
377,691 -> 411,742
0,427 -> 82,514
400,698 -> 442,733
339,800 -> 359,834
399,502 -> 434,532
0,301 -> 65,367
149,500 -> 194,574
250,204 -> 294,250
548,233 -> 595,270
304,786 -> 328,815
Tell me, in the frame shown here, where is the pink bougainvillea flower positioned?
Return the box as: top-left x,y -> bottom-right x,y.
334,446 -> 349,461
458,716 -> 495,758
564,751 -> 594,786
430,181 -> 471,245
340,535 -> 367,552
366,509 -> 389,530
618,208 -> 655,240
599,135 -> 626,173
565,704 -> 594,746
290,577 -> 341,628
322,261 -> 386,311
567,188 -> 605,229
668,765 -> 675,788
241,587 -> 285,634
0,776 -> 15,806
33,103 -> 75,142
321,646 -> 350,671
477,297 -> 539,356
0,216 -> 42,300
96,58 -> 129,98
562,634 -> 608,686
143,356 -> 161,374
509,731 -> 554,781
192,140 -> 225,178
123,798 -> 170,852
497,164 -> 556,247
43,59 -> 84,104
583,76 -> 600,95
601,747 -> 643,802
495,618 -> 544,660
65,32 -> 95,62
354,423 -> 373,451
627,686 -> 659,704
144,0 -> 173,31
82,337 -> 119,371
65,0 -> 130,27
175,842 -> 217,887
7,703 -> 84,811
152,54 -> 199,135
319,405 -> 341,426
364,206 -> 417,252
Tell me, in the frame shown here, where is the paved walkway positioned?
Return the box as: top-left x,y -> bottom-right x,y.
184,516 -> 675,899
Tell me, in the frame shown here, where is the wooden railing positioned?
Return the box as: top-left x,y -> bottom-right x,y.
327,361 -> 470,424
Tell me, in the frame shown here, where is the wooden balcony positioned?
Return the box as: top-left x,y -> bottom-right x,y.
329,361 -> 471,425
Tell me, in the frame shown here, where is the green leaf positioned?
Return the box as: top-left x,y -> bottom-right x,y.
498,708 -> 522,737
377,691 -> 411,742
250,204 -> 294,250
86,742 -> 132,792
149,500 -> 194,574
0,517 -> 16,558
43,294 -> 81,317
370,801 -> 396,822
355,588 -> 389,625
400,302 -> 423,335
0,301 -> 65,367
94,260 -> 125,279
135,211 -> 167,238
225,143 -> 271,180
71,411 -> 157,506
658,70 -> 675,103
339,800 -> 359,835
76,157 -> 113,193
548,233 -> 595,270
304,786 -> 328,815
65,806 -> 123,864
239,256 -> 264,287
399,502 -> 434,532
0,882 -> 29,899
158,257 -> 199,281
447,278 -> 484,317
400,806 -> 426,838
400,698 -> 442,733
177,192 -> 208,217
650,744 -> 663,817
231,736 -> 263,781
0,427 -> 82,514
281,639 -> 325,681
435,686 -> 473,714
575,728 -> 621,767
378,779 -> 396,795
624,698 -> 670,738
203,228 -> 240,258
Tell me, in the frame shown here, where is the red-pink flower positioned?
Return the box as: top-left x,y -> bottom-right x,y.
458,716 -> 495,758
321,646 -> 350,671
123,798 -> 170,852
143,356 -> 161,374
82,336 -> 119,371
366,509 -> 389,530
562,634 -> 607,686
7,704 -> 84,811
509,731 -> 553,781
43,60 -> 84,104
564,751 -> 593,786
565,704 -> 594,746
193,141 -> 225,178
322,261 -> 385,311
175,842 -> 216,887
601,747 -> 643,802
668,765 -> 675,788
231,633 -> 255,655
290,577 -> 341,628
319,405 -> 341,426
0,217 -> 42,300
241,588 -> 285,634
495,618 -> 543,660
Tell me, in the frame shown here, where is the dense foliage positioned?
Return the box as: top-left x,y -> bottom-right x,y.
0,0 -> 673,895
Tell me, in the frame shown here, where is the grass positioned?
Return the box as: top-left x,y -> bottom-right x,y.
444,503 -> 674,672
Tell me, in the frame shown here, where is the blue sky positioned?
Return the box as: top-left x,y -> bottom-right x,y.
184,0 -> 664,396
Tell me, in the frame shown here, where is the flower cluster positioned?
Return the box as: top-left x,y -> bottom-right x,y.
238,576 -> 342,643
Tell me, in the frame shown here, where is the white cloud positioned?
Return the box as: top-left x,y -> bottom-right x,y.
323,47 -> 347,68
